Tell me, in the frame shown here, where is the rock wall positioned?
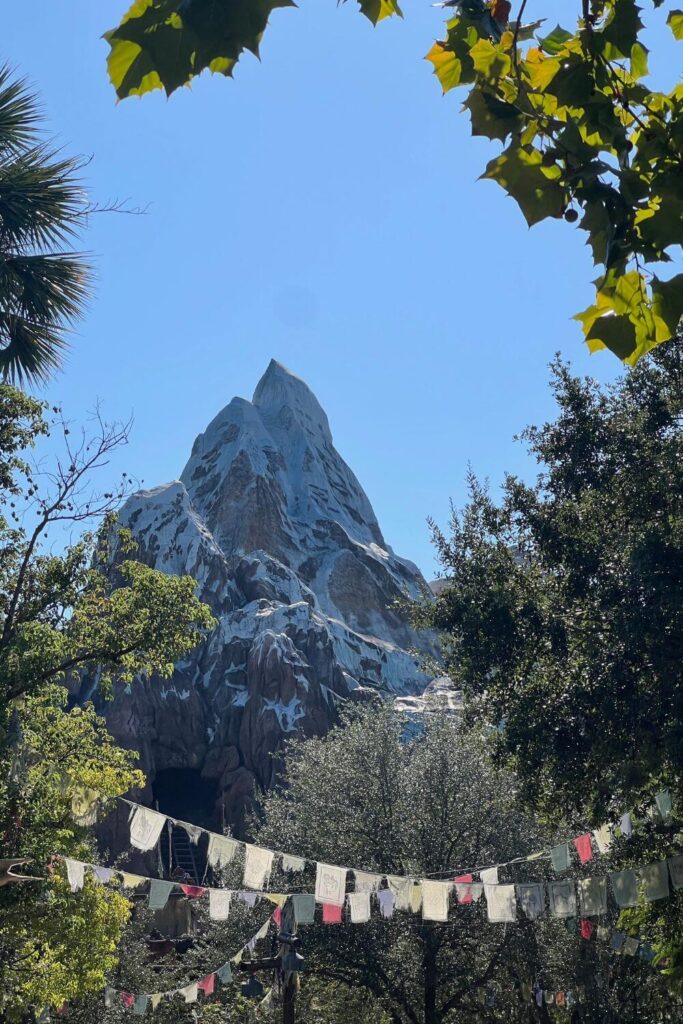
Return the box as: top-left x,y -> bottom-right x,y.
81,361 -> 438,837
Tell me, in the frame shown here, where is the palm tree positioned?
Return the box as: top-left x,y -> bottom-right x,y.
0,64 -> 90,387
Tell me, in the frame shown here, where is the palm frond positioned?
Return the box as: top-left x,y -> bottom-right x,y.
0,68 -> 91,388
0,146 -> 88,249
0,65 -> 41,157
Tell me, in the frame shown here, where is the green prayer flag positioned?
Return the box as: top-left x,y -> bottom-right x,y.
550,844 -> 570,873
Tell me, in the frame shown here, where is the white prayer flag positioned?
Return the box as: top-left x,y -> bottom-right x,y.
641,861 -> 669,902
281,853 -> 306,873
484,884 -> 516,923
208,834 -> 238,870
150,995 -> 163,1009
209,889 -> 232,921
387,875 -> 413,910
516,883 -> 545,920
181,983 -> 198,1004
315,863 -> 347,906
592,825 -> 613,854
243,845 -> 274,890
348,891 -> 371,923
480,866 -> 499,886
177,820 -> 202,845
354,870 -> 383,893
65,858 -> 84,892
610,869 -> 638,908
548,881 -> 577,919
578,877 -> 607,916
421,880 -> 451,922
247,920 -> 270,951
129,806 -> 166,852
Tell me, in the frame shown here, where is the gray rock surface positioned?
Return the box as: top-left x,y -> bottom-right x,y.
87,360 -> 438,835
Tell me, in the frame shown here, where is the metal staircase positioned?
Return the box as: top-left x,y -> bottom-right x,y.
159,823 -> 201,884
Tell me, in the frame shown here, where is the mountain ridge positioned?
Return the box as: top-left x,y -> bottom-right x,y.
90,360 -> 438,835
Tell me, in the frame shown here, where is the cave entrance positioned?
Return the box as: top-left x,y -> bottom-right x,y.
152,768 -> 219,885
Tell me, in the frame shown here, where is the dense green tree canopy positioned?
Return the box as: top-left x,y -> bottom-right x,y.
253,705 -> 671,1024
102,0 -> 683,365
414,337 -> 682,824
0,385 -> 215,1018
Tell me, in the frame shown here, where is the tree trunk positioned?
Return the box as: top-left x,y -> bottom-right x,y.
422,928 -> 440,1024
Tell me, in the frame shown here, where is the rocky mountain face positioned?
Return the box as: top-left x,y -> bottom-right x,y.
85,361 -> 438,837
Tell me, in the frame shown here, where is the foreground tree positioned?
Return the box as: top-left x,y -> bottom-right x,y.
0,67 -> 91,386
102,1 -> 683,364
415,336 -> 682,823
0,385 -> 215,1019
254,705 -> 669,1024
414,337 -> 683,990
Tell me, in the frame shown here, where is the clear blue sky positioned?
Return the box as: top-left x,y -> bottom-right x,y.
4,2 -> 679,576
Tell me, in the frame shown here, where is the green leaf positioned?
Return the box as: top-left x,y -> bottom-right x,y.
426,15 -> 480,93
463,89 -> 522,141
667,10 -> 683,40
600,0 -> 644,59
586,311 -> 637,359
482,143 -> 566,226
630,41 -> 649,80
469,39 -> 511,81
508,18 -> 545,43
523,53 -> 561,91
105,0 -> 296,100
651,274 -> 683,337
538,24 -> 572,55
426,43 -> 465,93
356,0 -> 402,25
549,60 -> 595,108
635,188 -> 683,253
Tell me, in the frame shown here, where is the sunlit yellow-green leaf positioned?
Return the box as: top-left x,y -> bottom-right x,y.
469,39 -> 511,81
666,10 -> 683,40
105,0 -> 296,99
630,42 -> 649,79
426,42 -> 463,94
522,51 -> 561,91
586,311 -> 637,359
357,0 -> 402,25
482,143 -> 566,226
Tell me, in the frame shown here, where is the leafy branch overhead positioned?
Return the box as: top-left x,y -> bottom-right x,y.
426,0 -> 683,363
104,0 -> 683,365
103,0 -> 400,100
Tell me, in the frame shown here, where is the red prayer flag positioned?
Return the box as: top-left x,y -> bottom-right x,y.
454,874 -> 474,905
121,993 -> 134,1008
198,973 -> 216,996
573,834 -> 593,864
272,905 -> 283,927
180,884 -> 207,899
580,919 -> 594,940
322,902 -> 343,924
